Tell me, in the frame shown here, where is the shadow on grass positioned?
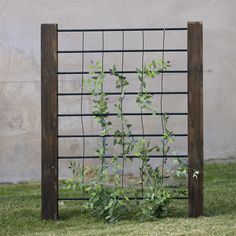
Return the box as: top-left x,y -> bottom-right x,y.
58,199 -> 189,223
58,185 -> 236,222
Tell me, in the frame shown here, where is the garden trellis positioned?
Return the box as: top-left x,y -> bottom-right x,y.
41,22 -> 203,220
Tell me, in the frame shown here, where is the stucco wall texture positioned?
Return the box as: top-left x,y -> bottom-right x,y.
0,0 -> 235,183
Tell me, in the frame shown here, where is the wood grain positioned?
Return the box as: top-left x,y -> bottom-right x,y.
41,24 -> 58,220
187,21 -> 204,217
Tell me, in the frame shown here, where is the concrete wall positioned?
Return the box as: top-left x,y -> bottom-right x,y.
0,0 -> 235,183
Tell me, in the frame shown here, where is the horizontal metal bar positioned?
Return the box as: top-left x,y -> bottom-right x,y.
58,155 -> 188,159
58,49 -> 187,54
57,27 -> 187,32
58,196 -> 188,200
57,91 -> 188,96
58,112 -> 187,117
57,133 -> 187,138
57,70 -> 187,75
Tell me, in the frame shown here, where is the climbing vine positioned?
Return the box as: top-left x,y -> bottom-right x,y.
65,59 -> 194,223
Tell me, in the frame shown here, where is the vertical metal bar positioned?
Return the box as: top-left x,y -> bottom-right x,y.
81,32 -> 86,196
121,31 -> 125,189
140,30 -> 145,197
160,29 -> 166,184
187,21 -> 204,217
101,31 -> 106,171
41,24 -> 58,220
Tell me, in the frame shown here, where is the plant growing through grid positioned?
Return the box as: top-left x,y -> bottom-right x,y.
65,59 -> 190,222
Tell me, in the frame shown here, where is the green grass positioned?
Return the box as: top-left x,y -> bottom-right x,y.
0,162 -> 236,236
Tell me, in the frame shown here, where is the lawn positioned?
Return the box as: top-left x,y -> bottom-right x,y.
0,162 -> 236,236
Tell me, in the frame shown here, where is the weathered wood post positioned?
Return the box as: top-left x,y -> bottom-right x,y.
187,21 -> 204,217
41,24 -> 58,220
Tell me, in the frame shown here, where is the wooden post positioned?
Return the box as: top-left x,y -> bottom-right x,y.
41,24 -> 58,220
187,21 -> 203,217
